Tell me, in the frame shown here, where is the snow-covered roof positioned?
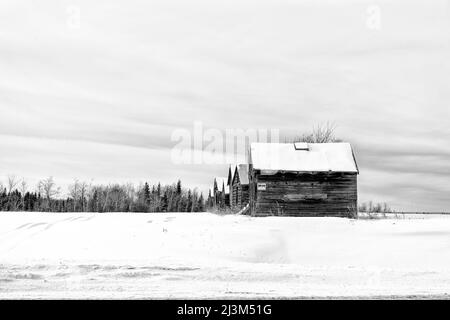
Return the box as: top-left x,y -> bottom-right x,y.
214,177 -> 229,194
237,164 -> 249,185
250,142 -> 358,173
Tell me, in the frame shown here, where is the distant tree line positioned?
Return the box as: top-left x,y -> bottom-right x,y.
359,201 -> 393,214
0,175 -> 204,213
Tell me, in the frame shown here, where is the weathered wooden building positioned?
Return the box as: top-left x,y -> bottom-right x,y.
248,142 -> 359,217
231,164 -> 250,210
211,177 -> 229,208
227,165 -> 235,208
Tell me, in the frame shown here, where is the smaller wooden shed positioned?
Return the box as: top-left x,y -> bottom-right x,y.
231,164 -> 250,210
213,177 -> 229,208
227,165 -> 236,207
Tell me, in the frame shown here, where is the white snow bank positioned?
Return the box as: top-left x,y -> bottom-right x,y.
0,212 -> 449,299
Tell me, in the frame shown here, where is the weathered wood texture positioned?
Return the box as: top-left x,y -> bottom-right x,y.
229,186 -> 234,208
231,172 -> 250,210
232,184 -> 249,209
249,170 -> 357,217
232,184 -> 238,208
227,166 -> 234,208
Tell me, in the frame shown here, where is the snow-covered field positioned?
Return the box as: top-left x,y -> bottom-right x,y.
1,212 -> 450,299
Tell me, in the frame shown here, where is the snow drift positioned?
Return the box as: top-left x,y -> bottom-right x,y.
0,212 -> 449,299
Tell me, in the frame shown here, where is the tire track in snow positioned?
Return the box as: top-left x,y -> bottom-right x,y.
0,215 -> 95,254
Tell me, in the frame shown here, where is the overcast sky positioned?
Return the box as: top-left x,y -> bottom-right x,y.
1,0 -> 449,211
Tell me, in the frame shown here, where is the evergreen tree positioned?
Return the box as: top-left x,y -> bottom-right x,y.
176,180 -> 182,195
185,190 -> 192,212
198,193 -> 205,212
143,182 -> 151,204
161,191 -> 168,212
157,183 -> 161,198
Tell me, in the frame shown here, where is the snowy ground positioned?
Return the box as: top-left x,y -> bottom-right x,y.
1,212 -> 450,299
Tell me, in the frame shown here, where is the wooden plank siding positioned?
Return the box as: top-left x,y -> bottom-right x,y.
232,184 -> 239,209
232,184 -> 249,209
249,169 -> 357,217
239,185 -> 249,208
227,166 -> 234,208
231,167 -> 250,210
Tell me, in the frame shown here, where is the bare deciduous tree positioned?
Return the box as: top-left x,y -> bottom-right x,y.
68,179 -> 80,211
125,183 -> 136,212
20,178 -> 27,210
38,177 -> 60,211
79,181 -> 89,212
7,175 -> 18,194
6,175 -> 20,210
287,122 -> 341,143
